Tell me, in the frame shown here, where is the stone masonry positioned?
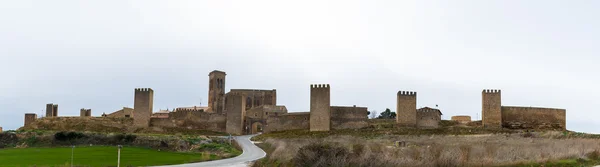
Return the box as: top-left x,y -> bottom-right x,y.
80,108 -> 91,117
133,88 -> 154,127
482,90 -> 502,128
45,103 -> 58,117
310,84 -> 331,131
396,91 -> 417,127
208,70 -> 226,114
24,113 -> 37,126
226,92 -> 246,135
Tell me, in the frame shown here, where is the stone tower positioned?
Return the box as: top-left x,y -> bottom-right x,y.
482,89 -> 502,128
310,84 -> 331,131
226,92 -> 246,135
208,70 -> 226,114
134,88 -> 154,127
80,108 -> 91,117
24,113 -> 37,126
396,91 -> 417,127
45,103 -> 58,117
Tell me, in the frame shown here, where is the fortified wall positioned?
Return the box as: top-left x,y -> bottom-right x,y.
264,112 -> 310,133
330,106 -> 369,130
451,115 -> 472,124
149,108 -> 226,132
501,106 -> 566,130
481,89 -> 566,130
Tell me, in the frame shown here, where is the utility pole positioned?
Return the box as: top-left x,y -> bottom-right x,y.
117,145 -> 123,167
71,145 -> 75,167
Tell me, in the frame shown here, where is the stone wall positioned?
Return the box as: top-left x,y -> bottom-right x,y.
397,91 -> 417,126
133,88 -> 154,127
106,107 -> 134,118
482,90 -> 502,128
226,92 -> 246,135
149,109 -> 227,132
20,117 -> 134,132
265,112 -> 310,133
501,106 -> 566,130
24,113 -> 37,126
246,105 -> 288,119
330,106 -> 369,130
416,108 -> 441,128
451,115 -> 472,124
229,89 -> 277,111
310,84 -> 331,131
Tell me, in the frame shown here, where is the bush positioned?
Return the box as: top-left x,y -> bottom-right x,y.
54,131 -> 86,142
293,143 -> 350,167
113,134 -> 137,143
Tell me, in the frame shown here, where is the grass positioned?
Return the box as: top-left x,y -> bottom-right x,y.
253,134 -> 600,167
0,146 -> 216,167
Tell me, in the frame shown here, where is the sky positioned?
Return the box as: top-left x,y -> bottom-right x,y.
1,1 -> 599,133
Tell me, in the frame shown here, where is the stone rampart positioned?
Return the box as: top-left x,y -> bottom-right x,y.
501,106 -> 566,130
265,112 -> 310,133
330,106 -> 369,130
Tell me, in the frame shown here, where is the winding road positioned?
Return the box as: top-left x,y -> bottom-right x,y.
154,134 -> 266,167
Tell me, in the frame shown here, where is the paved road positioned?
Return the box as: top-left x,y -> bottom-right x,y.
154,134 -> 266,167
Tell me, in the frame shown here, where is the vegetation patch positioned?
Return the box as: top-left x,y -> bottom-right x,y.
0,146 -> 213,167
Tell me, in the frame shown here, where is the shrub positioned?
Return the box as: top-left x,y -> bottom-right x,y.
54,131 -> 86,142
586,150 -> 600,160
293,143 -> 350,167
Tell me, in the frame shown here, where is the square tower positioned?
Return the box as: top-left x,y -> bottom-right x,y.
482,89 -> 502,128
134,88 -> 154,127
310,84 -> 331,131
396,91 -> 417,127
208,70 -> 227,114
226,92 -> 246,135
45,103 -> 58,117
80,108 -> 92,117
24,113 -> 37,126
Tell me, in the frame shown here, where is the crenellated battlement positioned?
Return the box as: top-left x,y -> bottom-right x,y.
397,91 -> 417,96
174,108 -> 204,112
483,89 -> 501,94
135,88 -> 154,92
310,84 -> 330,89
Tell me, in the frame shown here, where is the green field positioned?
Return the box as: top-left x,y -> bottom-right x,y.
0,146 -> 216,167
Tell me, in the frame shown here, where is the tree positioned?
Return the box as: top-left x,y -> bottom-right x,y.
377,108 -> 396,119
369,110 -> 378,119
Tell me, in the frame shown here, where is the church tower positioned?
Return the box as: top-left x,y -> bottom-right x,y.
208,70 -> 226,114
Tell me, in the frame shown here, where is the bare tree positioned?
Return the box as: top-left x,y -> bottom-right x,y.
369,110 -> 378,119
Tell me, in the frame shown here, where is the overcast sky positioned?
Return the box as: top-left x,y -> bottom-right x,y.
1,1 -> 599,133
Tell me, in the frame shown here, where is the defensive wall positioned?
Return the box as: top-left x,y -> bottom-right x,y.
481,89 -> 566,130
105,107 -> 134,118
265,112 -> 310,133
149,108 -> 227,132
330,106 -> 369,130
451,115 -> 472,124
501,106 -> 566,130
